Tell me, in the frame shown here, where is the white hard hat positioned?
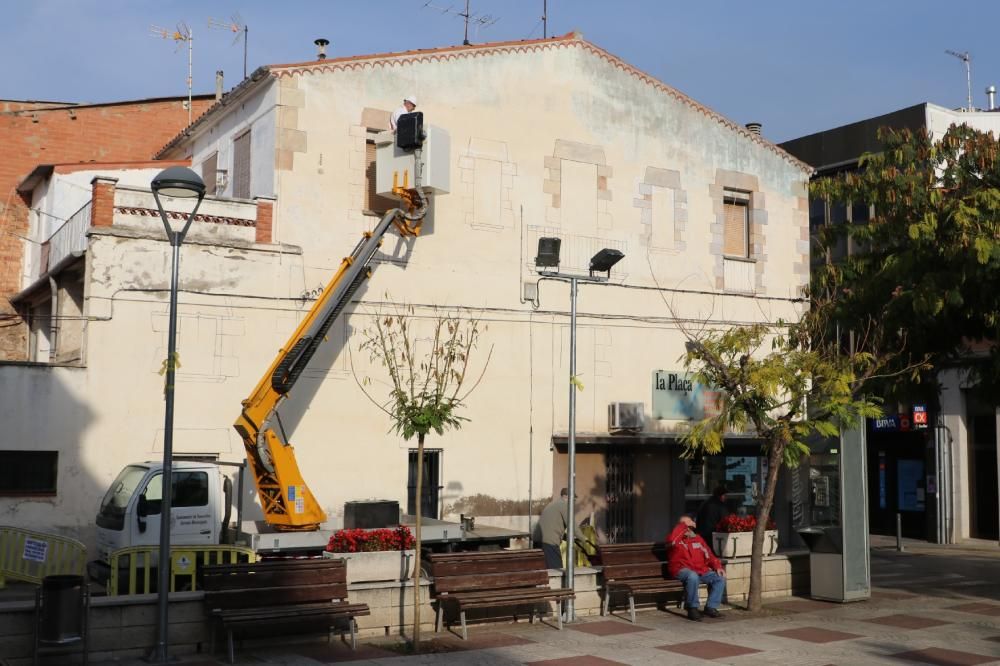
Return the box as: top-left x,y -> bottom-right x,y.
404,95 -> 417,106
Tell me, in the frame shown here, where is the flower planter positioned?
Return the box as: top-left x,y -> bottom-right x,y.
712,530 -> 779,559
323,549 -> 415,583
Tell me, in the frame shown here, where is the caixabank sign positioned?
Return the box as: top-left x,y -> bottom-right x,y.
651,370 -> 722,421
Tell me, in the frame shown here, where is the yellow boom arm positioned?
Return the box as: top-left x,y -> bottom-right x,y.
234,204 -> 422,530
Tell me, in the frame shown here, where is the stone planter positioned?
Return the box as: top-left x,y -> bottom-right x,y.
712,530 -> 779,559
323,549 -> 415,583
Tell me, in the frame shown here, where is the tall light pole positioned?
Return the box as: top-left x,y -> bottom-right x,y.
149,166 -> 205,663
535,239 -> 624,621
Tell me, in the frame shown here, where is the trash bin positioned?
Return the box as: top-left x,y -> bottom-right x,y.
35,574 -> 89,663
797,526 -> 846,602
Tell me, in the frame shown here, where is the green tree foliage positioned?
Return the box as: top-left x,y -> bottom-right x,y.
682,323 -> 880,612
811,124 -> 1000,398
354,303 -> 490,647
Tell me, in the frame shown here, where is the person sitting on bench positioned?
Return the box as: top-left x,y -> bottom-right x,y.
666,513 -> 726,621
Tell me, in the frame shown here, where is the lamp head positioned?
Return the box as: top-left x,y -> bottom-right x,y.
151,166 -> 206,199
589,248 -> 624,275
535,237 -> 561,270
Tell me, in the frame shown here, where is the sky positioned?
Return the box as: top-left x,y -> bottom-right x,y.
4,0 -> 1000,143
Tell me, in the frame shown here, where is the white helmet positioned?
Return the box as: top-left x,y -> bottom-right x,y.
404,95 -> 417,106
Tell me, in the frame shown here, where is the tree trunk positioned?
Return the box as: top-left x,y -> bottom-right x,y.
747,435 -> 785,612
412,433 -> 425,648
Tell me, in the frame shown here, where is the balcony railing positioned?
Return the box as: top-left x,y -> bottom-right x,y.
45,202 -> 91,273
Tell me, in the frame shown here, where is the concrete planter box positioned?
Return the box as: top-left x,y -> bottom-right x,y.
323,549 -> 415,583
713,530 -> 779,559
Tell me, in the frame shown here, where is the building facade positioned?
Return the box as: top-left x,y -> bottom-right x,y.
781,102 -> 1000,545
1,33 -> 811,549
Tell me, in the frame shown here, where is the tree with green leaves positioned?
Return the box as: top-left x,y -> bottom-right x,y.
811,123 -> 1000,400
353,303 -> 490,647
682,322 -> 882,612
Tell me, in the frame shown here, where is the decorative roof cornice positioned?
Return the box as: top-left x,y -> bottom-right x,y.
115,206 -> 255,228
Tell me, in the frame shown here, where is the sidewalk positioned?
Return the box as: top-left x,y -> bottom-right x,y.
85,545 -> 1000,666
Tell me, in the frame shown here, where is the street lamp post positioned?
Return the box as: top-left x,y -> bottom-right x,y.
149,166 -> 205,663
535,239 -> 624,622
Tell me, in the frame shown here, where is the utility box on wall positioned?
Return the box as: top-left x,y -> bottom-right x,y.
375,125 -> 451,196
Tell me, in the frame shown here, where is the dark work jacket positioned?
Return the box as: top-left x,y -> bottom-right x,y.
696,497 -> 730,551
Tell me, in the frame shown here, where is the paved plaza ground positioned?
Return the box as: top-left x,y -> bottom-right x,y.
93,536 -> 1000,665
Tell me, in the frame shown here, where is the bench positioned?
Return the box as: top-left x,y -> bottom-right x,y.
425,549 -> 574,640
598,542 -> 702,623
202,558 -> 370,664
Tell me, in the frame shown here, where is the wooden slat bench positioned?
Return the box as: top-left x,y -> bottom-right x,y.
425,549 -> 574,640
202,558 -> 370,664
598,542 -> 703,624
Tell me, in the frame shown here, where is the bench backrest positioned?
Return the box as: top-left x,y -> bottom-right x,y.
203,558 -> 347,610
597,542 -> 670,581
426,549 -> 551,595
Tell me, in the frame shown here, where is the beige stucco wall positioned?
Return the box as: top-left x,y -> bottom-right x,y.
0,38 -> 809,546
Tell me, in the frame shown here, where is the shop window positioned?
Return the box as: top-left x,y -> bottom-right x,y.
0,451 -> 58,496
684,454 -> 765,519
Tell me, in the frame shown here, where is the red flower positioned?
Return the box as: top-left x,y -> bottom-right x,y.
325,526 -> 415,553
714,514 -> 776,533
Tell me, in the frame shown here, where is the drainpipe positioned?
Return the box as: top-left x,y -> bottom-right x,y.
48,276 -> 58,362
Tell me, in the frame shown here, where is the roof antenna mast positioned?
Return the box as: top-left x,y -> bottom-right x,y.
151,21 -> 194,124
946,49 -> 973,111
543,0 -> 547,38
422,1 -> 500,45
208,14 -> 248,80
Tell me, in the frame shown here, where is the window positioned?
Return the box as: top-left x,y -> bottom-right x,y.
233,129 -> 251,199
407,449 -> 442,519
201,152 -> 219,195
0,451 -> 58,495
723,190 -> 750,258
365,136 -> 395,214
140,471 -> 210,515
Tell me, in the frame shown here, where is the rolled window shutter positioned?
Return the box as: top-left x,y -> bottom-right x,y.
724,201 -> 748,257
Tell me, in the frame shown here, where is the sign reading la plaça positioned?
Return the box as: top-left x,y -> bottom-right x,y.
651,370 -> 722,421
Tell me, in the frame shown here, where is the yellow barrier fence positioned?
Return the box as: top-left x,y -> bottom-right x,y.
0,526 -> 87,588
107,544 -> 256,596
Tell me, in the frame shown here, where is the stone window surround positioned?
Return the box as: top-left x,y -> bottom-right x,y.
709,169 -> 767,292
458,138 -> 517,232
543,139 -> 613,230
634,166 -> 687,253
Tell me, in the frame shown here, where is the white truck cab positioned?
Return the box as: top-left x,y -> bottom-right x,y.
93,461 -> 229,565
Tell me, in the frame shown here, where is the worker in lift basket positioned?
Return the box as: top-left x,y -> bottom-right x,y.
390,95 -> 418,132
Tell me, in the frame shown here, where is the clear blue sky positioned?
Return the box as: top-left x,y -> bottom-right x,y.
5,0 -> 1000,142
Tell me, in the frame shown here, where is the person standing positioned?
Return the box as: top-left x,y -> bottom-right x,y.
696,484 -> 731,554
537,488 -> 570,569
390,95 -> 418,132
667,513 -> 726,621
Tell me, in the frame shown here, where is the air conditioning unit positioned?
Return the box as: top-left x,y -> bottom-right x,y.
608,402 -> 644,433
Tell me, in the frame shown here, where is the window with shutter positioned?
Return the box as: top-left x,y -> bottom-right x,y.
201,152 -> 218,195
723,191 -> 750,257
365,139 -> 394,213
233,130 -> 251,199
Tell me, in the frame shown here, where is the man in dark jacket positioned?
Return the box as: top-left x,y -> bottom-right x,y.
696,484 -> 731,554
667,514 -> 726,621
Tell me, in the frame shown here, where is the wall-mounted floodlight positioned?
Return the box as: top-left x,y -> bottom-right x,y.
535,237 -> 562,269
589,248 -> 624,276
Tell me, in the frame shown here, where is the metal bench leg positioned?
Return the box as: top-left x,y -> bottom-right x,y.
628,594 -> 636,624
350,617 -> 357,650
436,603 -> 443,633
602,590 -> 610,616
557,600 -> 563,630
460,609 -> 468,641
529,609 -> 534,624
227,629 -> 235,665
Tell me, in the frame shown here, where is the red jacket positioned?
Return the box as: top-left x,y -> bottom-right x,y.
666,523 -> 723,578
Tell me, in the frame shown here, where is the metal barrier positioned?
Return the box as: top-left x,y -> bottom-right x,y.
107,544 -> 256,596
0,526 -> 87,588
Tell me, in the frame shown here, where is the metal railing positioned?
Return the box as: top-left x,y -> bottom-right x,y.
106,544 -> 256,596
45,202 -> 91,272
0,526 -> 87,587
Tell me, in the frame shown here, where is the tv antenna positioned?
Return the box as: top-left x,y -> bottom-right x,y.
151,21 -> 194,124
946,49 -> 973,111
208,13 -> 248,80
422,1 -> 500,45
